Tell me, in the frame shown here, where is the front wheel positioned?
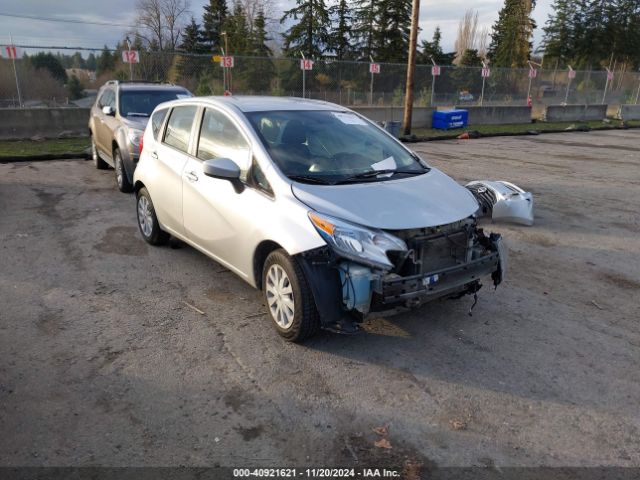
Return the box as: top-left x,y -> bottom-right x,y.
136,187 -> 169,245
262,249 -> 319,342
114,148 -> 133,193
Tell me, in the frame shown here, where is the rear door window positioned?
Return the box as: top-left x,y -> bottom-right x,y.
163,106 -> 197,153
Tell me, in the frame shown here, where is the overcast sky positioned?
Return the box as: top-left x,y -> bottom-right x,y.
0,0 -> 553,55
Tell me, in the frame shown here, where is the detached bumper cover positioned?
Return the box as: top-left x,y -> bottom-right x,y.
466,180 -> 534,226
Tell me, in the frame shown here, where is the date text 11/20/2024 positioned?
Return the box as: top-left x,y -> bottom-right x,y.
233,468 -> 401,477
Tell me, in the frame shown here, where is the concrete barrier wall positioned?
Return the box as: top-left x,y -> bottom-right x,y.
617,104 -> 640,121
453,105 -> 532,125
352,106 -> 435,129
544,104 -> 607,122
0,108 -> 90,140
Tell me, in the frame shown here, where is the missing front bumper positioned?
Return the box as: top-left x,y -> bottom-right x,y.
378,250 -> 500,306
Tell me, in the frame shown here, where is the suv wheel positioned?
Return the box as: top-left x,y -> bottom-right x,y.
92,135 -> 108,169
136,187 -> 169,245
114,148 -> 133,193
262,249 -> 319,342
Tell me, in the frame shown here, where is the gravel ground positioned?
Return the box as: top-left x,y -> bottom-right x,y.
1,130 -> 639,472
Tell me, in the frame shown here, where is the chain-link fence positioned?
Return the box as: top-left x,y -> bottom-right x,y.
2,47 -> 640,113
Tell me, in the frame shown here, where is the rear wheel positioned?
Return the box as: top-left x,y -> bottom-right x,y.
136,187 -> 169,245
91,135 -> 108,169
114,148 -> 133,193
262,249 -> 319,342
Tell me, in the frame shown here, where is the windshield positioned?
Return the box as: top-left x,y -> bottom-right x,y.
119,90 -> 190,117
245,110 -> 428,184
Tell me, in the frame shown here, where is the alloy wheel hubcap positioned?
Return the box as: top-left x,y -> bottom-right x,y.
265,264 -> 295,329
137,196 -> 153,237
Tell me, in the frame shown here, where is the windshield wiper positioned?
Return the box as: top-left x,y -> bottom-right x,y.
127,112 -> 149,117
287,175 -> 334,185
335,168 -> 427,185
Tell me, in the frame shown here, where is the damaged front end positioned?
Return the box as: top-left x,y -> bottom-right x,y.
297,213 -> 506,333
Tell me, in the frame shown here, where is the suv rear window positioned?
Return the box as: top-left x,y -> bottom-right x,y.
163,106 -> 197,153
119,90 -> 190,118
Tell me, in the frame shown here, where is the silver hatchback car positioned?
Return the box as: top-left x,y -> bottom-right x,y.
133,97 -> 506,341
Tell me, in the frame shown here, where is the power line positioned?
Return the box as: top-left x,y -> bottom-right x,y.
0,12 -> 135,28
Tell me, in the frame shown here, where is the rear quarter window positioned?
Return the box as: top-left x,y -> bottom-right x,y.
151,108 -> 169,140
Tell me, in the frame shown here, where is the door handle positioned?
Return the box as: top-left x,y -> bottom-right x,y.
185,171 -> 199,182
150,151 -> 158,159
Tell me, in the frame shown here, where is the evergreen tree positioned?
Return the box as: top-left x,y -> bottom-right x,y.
328,0 -> 353,60
30,52 -> 68,83
488,0 -> 536,67
247,8 -> 274,92
452,49 -> 483,93
374,0 -> 412,62
281,0 -> 331,57
180,17 -> 206,53
249,9 -> 272,57
96,46 -> 116,75
67,75 -> 84,100
541,0 -> 576,65
418,26 -> 447,64
202,0 -> 229,53
71,52 -> 86,69
178,17 -> 207,78
224,2 -> 250,55
86,53 -> 97,71
353,0 -> 376,60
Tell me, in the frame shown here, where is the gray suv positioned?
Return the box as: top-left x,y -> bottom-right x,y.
89,81 -> 192,192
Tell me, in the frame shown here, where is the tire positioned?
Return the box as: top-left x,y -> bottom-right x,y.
262,249 -> 320,342
136,187 -> 169,246
92,135 -> 108,170
114,148 -> 133,193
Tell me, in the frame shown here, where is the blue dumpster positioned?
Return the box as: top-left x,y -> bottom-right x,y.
432,109 -> 468,130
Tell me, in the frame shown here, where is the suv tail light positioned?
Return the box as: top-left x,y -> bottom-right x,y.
139,135 -> 144,154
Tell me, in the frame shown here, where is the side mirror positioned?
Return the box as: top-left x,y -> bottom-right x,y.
203,158 -> 244,193
102,106 -> 115,116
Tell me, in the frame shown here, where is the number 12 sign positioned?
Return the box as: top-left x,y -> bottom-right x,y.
122,50 -> 140,64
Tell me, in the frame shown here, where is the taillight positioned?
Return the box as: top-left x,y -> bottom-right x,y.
139,135 -> 144,154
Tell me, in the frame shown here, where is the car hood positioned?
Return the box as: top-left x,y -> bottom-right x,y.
121,116 -> 149,130
291,168 -> 479,230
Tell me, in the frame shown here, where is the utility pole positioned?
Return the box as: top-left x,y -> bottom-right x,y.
126,36 -> 133,80
9,33 -> 22,107
402,0 -> 420,136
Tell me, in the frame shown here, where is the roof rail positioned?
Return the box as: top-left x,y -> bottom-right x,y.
105,80 -> 175,86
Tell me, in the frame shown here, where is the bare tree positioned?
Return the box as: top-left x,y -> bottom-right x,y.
454,9 -> 479,65
477,25 -> 490,59
135,0 -> 191,51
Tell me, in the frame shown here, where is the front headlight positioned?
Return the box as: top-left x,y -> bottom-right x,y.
308,212 -> 407,269
127,129 -> 144,148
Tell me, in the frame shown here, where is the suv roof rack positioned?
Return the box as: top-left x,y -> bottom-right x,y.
105,80 -> 175,86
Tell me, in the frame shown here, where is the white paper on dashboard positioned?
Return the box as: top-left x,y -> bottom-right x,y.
371,156 -> 397,171
332,112 -> 368,125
